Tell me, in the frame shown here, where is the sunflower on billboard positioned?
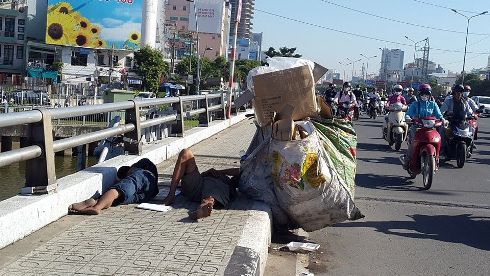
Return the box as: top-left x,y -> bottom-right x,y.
46,1 -> 106,48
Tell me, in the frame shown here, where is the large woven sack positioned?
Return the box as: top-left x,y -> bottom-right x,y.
270,121 -> 362,231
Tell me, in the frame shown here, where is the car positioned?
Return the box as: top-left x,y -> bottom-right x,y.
472,96 -> 490,117
134,92 -> 156,100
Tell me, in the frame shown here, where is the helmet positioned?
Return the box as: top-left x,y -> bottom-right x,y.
464,85 -> 471,91
393,84 -> 403,92
418,83 -> 432,96
408,87 -> 414,92
343,82 -> 351,88
452,84 -> 464,94
329,83 -> 336,88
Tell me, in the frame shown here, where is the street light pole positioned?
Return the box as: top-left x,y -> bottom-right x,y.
338,62 -> 346,81
451,9 -> 488,85
360,54 -> 377,80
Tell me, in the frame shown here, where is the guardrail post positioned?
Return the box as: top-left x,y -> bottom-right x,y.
172,97 -> 185,137
204,95 -> 210,125
124,100 -> 142,155
221,92 -> 226,120
25,108 -> 56,188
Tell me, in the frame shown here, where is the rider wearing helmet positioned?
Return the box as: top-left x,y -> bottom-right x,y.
440,84 -> 473,120
403,84 -> 443,168
335,82 -> 357,106
325,83 -> 337,100
387,84 -> 407,105
463,85 -> 479,113
404,87 -> 417,105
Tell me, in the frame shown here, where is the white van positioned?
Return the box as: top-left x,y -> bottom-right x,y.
472,96 -> 490,116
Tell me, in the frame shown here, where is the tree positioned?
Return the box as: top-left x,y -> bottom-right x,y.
234,59 -> 261,85
264,46 -> 302,58
134,46 -> 169,93
454,73 -> 490,97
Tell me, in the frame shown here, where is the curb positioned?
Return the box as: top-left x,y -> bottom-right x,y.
224,200 -> 272,276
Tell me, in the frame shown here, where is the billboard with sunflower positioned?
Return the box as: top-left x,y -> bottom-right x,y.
46,0 -> 142,50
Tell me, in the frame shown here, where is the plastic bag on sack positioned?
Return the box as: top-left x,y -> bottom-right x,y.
239,126 -> 291,227
246,57 -> 315,94
270,121 -> 363,232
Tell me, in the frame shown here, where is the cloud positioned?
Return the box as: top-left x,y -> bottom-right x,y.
101,18 -> 124,28
113,6 -> 142,21
99,22 -> 141,41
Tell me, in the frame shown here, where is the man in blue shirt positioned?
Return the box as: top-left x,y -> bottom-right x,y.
403,84 -> 443,168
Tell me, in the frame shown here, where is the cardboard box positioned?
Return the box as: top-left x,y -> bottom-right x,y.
252,65 -> 318,127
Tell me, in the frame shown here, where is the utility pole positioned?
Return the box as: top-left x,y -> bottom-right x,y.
228,0 -> 242,118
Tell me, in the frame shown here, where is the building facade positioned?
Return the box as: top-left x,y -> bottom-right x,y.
229,0 -> 254,39
0,1 -> 28,85
165,0 -> 231,61
379,48 -> 404,81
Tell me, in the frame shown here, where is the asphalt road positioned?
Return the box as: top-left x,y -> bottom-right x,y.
308,115 -> 490,276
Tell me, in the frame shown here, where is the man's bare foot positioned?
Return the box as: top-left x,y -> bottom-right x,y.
68,198 -> 97,213
189,201 -> 213,220
74,207 -> 101,215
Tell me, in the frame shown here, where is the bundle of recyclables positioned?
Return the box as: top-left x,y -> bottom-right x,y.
239,57 -> 363,231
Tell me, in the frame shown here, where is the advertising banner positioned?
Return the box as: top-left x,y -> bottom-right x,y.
46,0 -> 142,49
189,0 -> 224,34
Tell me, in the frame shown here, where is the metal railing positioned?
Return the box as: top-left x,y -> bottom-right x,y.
0,92 -> 228,190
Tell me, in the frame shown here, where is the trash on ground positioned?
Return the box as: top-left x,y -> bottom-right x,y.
136,203 -> 173,212
286,242 -> 320,252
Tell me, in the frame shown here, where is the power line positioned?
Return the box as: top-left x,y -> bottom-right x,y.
317,0 -> 489,36
411,0 -> 484,14
254,9 -> 490,55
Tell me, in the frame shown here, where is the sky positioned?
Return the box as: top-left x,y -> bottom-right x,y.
253,0 -> 490,80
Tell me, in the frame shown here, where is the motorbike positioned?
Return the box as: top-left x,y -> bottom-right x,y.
380,97 -> 388,115
382,102 -> 409,151
442,116 -> 475,168
337,102 -> 355,121
367,98 -> 379,119
402,117 -> 443,190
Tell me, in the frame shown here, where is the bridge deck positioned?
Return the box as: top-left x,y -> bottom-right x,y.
0,120 -> 271,276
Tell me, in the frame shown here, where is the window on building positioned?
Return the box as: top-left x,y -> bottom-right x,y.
4,45 -> 14,65
18,26 -> 24,33
183,5 -> 186,11
97,54 -> 105,65
4,18 -> 15,38
170,16 -> 178,21
125,56 -> 132,68
16,45 -> 23,59
112,55 -> 119,65
173,5 -> 176,10
17,19 -> 25,25
17,34 -> 24,40
71,51 -> 88,66
179,17 -> 188,21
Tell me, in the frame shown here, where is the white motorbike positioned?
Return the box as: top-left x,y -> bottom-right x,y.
382,102 -> 409,151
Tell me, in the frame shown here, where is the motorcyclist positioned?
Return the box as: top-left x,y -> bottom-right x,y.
335,82 -> 356,116
440,84 -> 474,157
387,84 -> 407,106
463,85 -> 479,113
404,87 -> 417,105
324,83 -> 338,115
353,85 -> 364,119
402,83 -> 443,168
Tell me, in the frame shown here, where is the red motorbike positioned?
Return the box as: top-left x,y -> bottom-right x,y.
337,102 -> 355,121
404,116 -> 443,190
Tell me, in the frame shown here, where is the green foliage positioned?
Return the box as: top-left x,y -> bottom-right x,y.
234,59 -> 261,83
134,46 -> 169,93
51,61 -> 63,73
264,46 -> 302,58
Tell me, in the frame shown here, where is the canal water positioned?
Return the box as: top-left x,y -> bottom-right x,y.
0,156 -> 97,201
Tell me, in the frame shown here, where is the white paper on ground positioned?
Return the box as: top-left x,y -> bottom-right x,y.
286,242 -> 320,252
136,203 -> 173,212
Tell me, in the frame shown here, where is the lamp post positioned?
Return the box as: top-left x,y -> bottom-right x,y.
451,9 -> 488,85
346,58 -> 362,82
338,62 -> 347,81
360,54 -> 377,80
187,0 -> 201,94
